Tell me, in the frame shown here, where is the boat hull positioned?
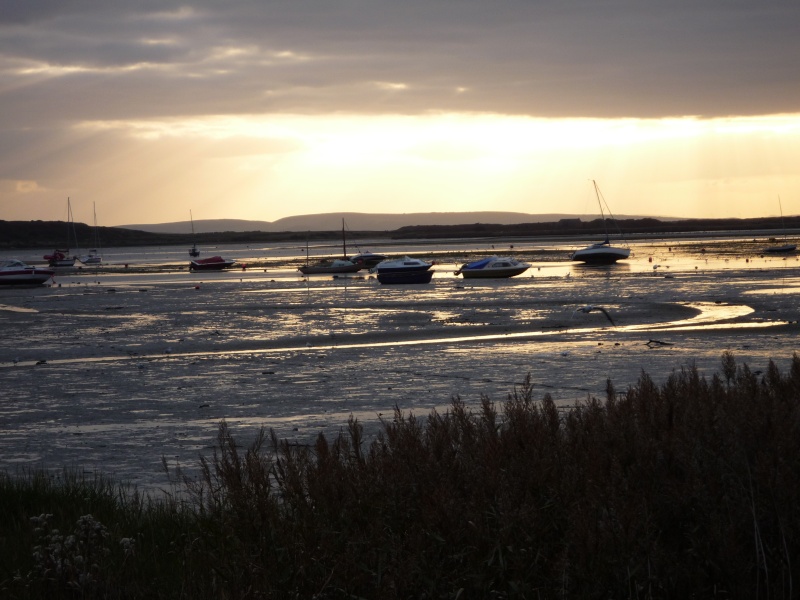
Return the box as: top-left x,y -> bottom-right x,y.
299,265 -> 361,274
0,273 -> 54,285
377,270 -> 434,284
763,244 -> 797,254
48,259 -> 76,268
571,245 -> 630,265
460,267 -> 529,278
0,262 -> 54,285
79,254 -> 102,265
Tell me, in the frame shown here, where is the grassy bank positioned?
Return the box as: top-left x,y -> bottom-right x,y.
2,352 -> 799,599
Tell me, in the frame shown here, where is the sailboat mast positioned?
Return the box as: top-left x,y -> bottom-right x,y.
66,197 -> 71,251
189,210 -> 200,257
93,202 -> 100,250
342,218 -> 346,259
592,180 -> 604,217
67,197 -> 79,254
592,180 -> 610,243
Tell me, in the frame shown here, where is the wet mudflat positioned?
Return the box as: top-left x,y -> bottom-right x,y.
1,238 -> 799,489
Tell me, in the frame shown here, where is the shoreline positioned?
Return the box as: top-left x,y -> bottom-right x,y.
10,231 -> 799,273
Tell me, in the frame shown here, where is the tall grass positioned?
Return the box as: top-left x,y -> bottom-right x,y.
2,352 -> 799,598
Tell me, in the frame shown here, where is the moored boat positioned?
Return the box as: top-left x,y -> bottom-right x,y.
349,252 -> 388,268
189,210 -> 200,257
190,256 -> 236,271
44,249 -> 76,268
79,202 -> 103,265
455,256 -> 530,278
762,197 -> 796,254
299,219 -> 363,275
0,259 -> 55,285
571,180 -> 630,265
374,256 -> 434,284
45,198 -> 79,267
79,251 -> 102,265
299,259 -> 361,275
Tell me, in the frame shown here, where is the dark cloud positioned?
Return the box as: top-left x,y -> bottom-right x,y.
1,1 -> 799,123
0,1 -> 181,25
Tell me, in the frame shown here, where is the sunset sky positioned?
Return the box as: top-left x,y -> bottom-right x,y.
1,1 -> 799,226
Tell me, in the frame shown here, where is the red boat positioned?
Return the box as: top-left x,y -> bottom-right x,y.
43,249 -> 76,268
189,256 -> 236,271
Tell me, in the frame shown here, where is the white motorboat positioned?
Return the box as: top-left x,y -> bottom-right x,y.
374,256 -> 432,273
79,251 -> 102,265
571,180 -> 630,265
0,259 -> 55,285
455,256 -> 530,278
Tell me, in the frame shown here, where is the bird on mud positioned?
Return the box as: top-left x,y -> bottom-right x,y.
573,305 -> 616,326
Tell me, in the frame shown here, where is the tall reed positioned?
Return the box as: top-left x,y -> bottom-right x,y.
2,352 -> 799,598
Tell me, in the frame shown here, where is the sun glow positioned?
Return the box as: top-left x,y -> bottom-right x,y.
8,112 -> 800,225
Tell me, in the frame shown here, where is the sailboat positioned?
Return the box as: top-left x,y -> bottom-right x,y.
44,198 -> 78,268
344,221 -> 388,267
762,197 -> 796,254
189,210 -> 200,257
79,202 -> 102,264
186,211 -> 235,270
571,180 -> 631,265
298,219 -> 362,275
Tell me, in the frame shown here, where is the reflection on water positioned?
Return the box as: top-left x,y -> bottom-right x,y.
742,281 -> 800,296
622,302 -> 754,331
1,298 -> 782,370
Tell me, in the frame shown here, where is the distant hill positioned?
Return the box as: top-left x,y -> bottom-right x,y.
118,212 -> 664,234
4,214 -> 797,250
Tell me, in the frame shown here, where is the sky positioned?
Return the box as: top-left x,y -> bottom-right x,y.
1,1 -> 800,227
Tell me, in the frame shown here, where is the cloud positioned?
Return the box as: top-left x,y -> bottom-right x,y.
2,1 -> 800,224
15,180 -> 41,193
2,1 -> 799,122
